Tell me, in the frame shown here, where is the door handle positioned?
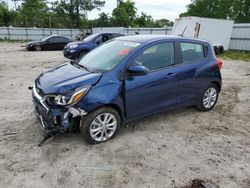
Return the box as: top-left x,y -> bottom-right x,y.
166,72 -> 176,78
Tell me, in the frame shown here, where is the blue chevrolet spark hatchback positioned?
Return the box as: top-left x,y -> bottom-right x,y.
32,35 -> 222,144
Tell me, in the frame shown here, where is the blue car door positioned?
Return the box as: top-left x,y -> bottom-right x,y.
125,41 -> 181,120
176,41 -> 208,105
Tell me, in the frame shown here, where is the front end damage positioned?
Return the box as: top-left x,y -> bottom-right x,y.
32,86 -> 87,145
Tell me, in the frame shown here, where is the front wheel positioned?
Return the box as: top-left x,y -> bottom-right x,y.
196,84 -> 219,111
80,107 -> 121,144
35,45 -> 41,51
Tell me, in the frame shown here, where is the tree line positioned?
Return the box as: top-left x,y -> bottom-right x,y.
0,0 -> 174,28
181,0 -> 250,23
0,0 -> 249,28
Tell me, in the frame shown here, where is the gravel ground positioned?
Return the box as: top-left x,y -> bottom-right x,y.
0,42 -> 249,188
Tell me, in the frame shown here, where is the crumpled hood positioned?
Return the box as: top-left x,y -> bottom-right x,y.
35,62 -> 102,94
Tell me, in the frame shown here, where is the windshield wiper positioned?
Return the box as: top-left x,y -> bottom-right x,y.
70,59 -> 94,73
78,64 -> 93,72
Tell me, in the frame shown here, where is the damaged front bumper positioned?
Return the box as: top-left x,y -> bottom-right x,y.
32,86 -> 87,134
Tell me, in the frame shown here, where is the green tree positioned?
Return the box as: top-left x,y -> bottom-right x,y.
0,1 -> 12,26
19,0 -> 48,27
154,19 -> 174,27
112,0 -> 137,27
181,0 -> 250,23
133,12 -> 154,27
230,0 -> 250,23
52,0 -> 105,28
96,12 -> 111,27
11,0 -> 22,10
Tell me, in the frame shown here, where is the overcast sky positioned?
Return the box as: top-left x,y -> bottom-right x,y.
5,0 -> 191,21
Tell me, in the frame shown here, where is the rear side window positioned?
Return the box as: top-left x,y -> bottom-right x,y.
133,42 -> 175,71
180,42 -> 205,63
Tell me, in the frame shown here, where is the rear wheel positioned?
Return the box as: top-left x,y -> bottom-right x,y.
80,107 -> 121,144
196,84 -> 219,111
218,46 -> 224,54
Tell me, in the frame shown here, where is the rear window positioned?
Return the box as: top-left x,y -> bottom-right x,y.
180,42 -> 205,63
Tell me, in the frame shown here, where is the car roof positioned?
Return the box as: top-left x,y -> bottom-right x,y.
116,35 -> 209,44
96,32 -> 125,35
48,35 -> 69,38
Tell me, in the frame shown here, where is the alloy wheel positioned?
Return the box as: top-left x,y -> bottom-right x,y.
90,113 -> 117,142
203,87 -> 217,109
35,45 -> 41,51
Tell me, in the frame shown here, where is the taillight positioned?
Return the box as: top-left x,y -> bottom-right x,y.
216,58 -> 222,71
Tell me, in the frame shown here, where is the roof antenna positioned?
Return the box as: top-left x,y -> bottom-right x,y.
179,26 -> 187,37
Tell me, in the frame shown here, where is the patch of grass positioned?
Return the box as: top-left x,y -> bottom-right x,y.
218,50 -> 250,62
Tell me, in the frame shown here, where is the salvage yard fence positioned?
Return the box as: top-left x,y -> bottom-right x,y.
229,24 -> 250,51
123,27 -> 173,35
0,24 -> 249,51
123,26 -> 250,51
0,27 -> 91,41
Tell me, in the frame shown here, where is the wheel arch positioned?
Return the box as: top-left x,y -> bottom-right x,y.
211,81 -> 221,92
89,103 -> 124,124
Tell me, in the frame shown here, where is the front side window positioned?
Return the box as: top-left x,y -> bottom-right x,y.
56,37 -> 67,42
102,34 -> 110,42
180,42 -> 205,63
41,35 -> 52,42
83,33 -> 99,42
78,40 -> 140,72
133,42 -> 175,71
48,37 -> 58,42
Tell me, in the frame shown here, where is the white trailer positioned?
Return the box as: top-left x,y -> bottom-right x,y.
171,17 -> 234,52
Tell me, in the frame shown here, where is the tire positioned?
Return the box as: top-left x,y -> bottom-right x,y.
196,83 -> 219,111
78,50 -> 88,60
80,107 -> 121,144
218,46 -> 224,54
35,45 -> 41,51
213,46 -> 218,55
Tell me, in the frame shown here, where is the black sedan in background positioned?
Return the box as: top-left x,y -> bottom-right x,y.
26,35 -> 73,51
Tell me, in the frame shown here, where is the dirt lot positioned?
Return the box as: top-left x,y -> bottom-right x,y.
0,42 -> 249,188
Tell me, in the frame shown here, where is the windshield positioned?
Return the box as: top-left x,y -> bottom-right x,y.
41,35 -> 52,41
78,40 -> 140,72
82,33 -> 100,42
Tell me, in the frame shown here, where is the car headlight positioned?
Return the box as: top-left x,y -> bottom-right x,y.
53,85 -> 91,106
69,44 -> 78,49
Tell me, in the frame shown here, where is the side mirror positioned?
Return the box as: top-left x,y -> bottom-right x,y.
127,65 -> 149,76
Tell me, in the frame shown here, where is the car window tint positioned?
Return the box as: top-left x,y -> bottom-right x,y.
48,37 -> 59,42
94,35 -> 103,44
58,37 -> 68,42
102,34 -> 110,42
180,42 -> 205,63
133,42 -> 175,71
47,36 -> 54,42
